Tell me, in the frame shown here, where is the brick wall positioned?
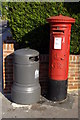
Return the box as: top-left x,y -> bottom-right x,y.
3,37 -> 14,94
2,40 -> 80,95
68,55 -> 80,91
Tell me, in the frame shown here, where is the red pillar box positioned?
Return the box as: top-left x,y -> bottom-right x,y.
47,15 -> 75,101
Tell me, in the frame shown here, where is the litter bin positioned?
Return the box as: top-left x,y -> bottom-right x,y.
11,48 -> 41,104
47,15 -> 75,101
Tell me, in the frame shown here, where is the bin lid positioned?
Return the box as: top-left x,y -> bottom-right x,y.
47,14 -> 75,24
14,48 -> 39,64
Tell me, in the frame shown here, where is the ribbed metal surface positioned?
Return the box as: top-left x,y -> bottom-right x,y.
11,48 -> 41,104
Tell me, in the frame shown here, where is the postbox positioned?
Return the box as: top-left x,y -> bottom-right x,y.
47,15 -> 75,101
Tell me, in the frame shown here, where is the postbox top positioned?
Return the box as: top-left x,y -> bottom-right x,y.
47,14 -> 75,24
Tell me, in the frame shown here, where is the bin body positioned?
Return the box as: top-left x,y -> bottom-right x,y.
47,15 -> 75,101
11,48 -> 41,104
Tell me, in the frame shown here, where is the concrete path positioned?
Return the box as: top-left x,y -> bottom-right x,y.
1,91 -> 79,119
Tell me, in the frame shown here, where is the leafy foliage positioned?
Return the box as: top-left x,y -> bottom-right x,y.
2,2 -> 80,54
64,2 -> 80,54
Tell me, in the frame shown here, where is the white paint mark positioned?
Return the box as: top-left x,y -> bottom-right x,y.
12,103 -> 32,109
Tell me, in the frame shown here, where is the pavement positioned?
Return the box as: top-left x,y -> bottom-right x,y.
0,91 -> 80,119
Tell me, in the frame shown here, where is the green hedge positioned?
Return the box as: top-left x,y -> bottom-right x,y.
2,2 -> 80,54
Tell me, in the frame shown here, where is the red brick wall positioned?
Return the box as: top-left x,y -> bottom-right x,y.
39,55 -> 49,95
68,55 -> 80,91
3,37 -> 14,94
2,40 -> 80,95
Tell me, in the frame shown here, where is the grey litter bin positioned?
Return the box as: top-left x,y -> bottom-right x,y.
11,48 -> 41,104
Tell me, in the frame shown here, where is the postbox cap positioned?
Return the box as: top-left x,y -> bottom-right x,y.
47,14 -> 75,24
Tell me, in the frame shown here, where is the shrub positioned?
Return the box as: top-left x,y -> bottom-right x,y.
2,2 -> 80,54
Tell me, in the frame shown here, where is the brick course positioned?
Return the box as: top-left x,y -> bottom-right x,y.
2,39 -> 80,95
3,37 -> 14,94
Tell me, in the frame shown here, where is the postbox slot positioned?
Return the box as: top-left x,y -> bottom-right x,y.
53,30 -> 64,35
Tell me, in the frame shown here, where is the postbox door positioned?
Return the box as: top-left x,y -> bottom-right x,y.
49,28 -> 69,80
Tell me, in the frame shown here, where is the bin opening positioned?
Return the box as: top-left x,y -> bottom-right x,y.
29,56 -> 39,62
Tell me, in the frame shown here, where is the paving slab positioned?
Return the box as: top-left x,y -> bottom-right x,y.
1,91 -> 79,119
0,93 -> 2,120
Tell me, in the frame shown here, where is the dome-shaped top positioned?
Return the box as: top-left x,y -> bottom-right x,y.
14,48 -> 39,57
47,14 -> 75,24
14,48 -> 39,64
